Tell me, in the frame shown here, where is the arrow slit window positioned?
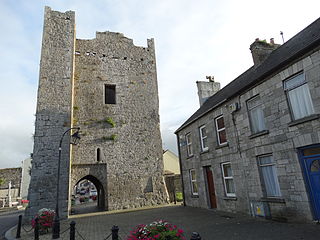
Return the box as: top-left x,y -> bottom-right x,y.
105,84 -> 116,104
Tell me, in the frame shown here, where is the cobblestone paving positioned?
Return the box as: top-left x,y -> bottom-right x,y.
10,205 -> 320,240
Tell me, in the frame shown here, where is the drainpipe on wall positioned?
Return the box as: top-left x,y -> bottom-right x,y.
176,134 -> 186,207
231,99 -> 252,215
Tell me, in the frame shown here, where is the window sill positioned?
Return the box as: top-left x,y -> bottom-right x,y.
249,130 -> 269,139
261,197 -> 285,203
200,149 -> 209,154
288,114 -> 320,127
223,196 -> 237,201
186,155 -> 194,159
191,194 -> 199,198
215,143 -> 229,149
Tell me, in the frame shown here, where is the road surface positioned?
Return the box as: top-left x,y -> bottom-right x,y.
0,210 -> 23,240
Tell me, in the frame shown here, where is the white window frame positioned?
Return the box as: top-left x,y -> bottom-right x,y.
258,155 -> 281,198
215,115 -> 227,146
284,72 -> 315,120
185,133 -> 193,157
189,169 -> 198,196
247,95 -> 267,134
199,125 -> 208,152
221,162 -> 235,197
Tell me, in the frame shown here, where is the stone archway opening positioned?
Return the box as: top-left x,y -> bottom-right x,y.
70,175 -> 106,215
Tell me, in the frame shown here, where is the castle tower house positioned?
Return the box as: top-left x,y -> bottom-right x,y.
26,7 -> 75,219
26,7 -> 168,219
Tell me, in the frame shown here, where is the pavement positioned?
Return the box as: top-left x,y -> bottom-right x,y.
5,204 -> 320,240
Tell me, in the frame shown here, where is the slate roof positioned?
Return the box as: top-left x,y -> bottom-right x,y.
175,17 -> 320,134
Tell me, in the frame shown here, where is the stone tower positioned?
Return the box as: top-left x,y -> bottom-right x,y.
26,7 -> 168,219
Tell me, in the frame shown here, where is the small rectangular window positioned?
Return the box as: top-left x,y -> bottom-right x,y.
190,169 -> 198,195
97,148 -> 101,162
284,73 -> 314,120
105,85 -> 116,104
247,95 -> 267,134
199,125 -> 208,152
258,155 -> 281,197
221,162 -> 235,197
186,133 -> 193,156
215,116 -> 227,145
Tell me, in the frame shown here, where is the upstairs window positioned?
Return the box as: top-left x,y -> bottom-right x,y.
186,133 -> 193,157
258,155 -> 281,197
105,84 -> 116,104
215,116 -> 227,145
284,72 -> 314,120
247,95 -> 267,134
199,125 -> 208,152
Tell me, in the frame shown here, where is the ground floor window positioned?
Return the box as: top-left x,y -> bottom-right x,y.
221,162 -> 235,197
189,169 -> 198,196
258,155 -> 281,197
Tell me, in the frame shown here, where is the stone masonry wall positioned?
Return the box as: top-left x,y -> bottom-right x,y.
0,168 -> 22,190
178,47 -> 320,222
26,7 -> 75,219
71,32 -> 168,210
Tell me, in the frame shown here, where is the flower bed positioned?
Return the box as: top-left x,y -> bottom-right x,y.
127,220 -> 185,240
32,208 -> 55,233
21,199 -> 29,207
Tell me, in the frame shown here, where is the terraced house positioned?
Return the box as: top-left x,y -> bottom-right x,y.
175,17 -> 320,222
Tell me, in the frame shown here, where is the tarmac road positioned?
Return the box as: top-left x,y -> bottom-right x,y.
0,210 -> 23,240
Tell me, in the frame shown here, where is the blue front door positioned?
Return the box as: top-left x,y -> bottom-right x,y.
300,146 -> 320,220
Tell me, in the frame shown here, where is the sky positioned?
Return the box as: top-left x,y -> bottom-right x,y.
0,0 -> 319,169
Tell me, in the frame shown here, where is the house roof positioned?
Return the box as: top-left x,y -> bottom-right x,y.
175,17 -> 320,134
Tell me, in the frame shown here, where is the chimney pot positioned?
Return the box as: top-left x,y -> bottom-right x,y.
270,38 -> 274,44
250,38 -> 280,66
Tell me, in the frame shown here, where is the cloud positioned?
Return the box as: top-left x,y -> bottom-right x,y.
0,2 -> 38,168
0,0 -> 320,167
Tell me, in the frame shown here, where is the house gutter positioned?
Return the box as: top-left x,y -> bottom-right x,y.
175,98 -> 227,134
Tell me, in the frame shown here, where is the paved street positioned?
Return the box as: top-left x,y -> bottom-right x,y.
71,201 -> 100,215
0,210 -> 23,240
8,205 -> 320,240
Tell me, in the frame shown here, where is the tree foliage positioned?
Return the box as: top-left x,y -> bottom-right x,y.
0,178 -> 5,186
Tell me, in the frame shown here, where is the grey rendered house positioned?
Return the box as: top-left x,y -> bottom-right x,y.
175,18 -> 320,222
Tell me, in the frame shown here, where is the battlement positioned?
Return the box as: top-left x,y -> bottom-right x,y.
44,6 -> 75,21
76,31 -> 154,51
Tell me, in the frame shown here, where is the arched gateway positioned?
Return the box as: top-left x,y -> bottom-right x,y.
25,7 -> 168,220
71,168 -> 107,213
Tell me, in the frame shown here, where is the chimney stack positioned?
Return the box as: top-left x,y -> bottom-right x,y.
250,38 -> 280,66
197,76 -> 220,106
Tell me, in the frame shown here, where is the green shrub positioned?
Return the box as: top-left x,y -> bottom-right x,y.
105,117 -> 116,127
176,192 -> 183,202
102,134 -> 117,141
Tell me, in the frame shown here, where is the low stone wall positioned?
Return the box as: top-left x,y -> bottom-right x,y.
0,168 -> 22,189
164,175 -> 182,202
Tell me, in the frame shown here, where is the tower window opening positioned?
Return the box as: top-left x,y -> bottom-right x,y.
105,84 -> 116,104
97,148 -> 101,162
